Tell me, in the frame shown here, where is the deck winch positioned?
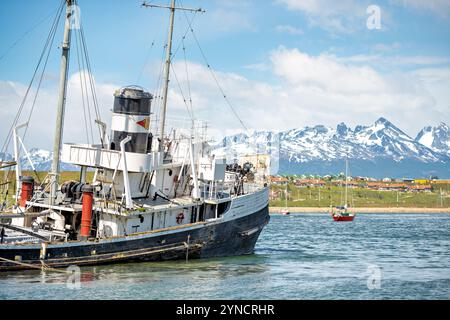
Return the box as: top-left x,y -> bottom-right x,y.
61,181 -> 85,203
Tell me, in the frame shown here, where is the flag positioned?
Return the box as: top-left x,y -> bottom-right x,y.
136,118 -> 150,130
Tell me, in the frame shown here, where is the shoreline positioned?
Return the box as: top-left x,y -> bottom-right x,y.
269,207 -> 450,214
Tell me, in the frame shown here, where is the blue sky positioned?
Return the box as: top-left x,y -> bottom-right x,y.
1,0 -> 449,150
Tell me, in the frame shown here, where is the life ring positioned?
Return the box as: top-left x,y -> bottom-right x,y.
176,212 -> 185,224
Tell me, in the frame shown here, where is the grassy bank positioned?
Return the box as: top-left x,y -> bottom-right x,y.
1,171 -> 449,210
270,184 -> 449,209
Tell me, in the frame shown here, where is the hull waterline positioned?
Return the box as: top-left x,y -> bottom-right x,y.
0,205 -> 270,271
332,215 -> 355,222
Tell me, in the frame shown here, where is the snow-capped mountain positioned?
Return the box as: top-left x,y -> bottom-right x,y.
0,148 -> 77,172
415,123 -> 450,156
214,118 -> 450,178
1,118 -> 449,178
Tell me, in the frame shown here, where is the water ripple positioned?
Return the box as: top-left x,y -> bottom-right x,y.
0,213 -> 449,300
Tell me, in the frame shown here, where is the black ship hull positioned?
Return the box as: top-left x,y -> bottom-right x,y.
0,205 -> 270,271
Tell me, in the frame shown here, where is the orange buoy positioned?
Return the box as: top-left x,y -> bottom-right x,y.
80,185 -> 94,240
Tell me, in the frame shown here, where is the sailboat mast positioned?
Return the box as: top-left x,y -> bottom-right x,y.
50,0 -> 73,204
285,182 -> 288,209
158,0 -> 176,152
344,157 -> 348,207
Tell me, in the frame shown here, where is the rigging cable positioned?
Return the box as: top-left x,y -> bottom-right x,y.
153,43 -> 168,134
0,5 -> 59,64
179,0 -> 248,131
167,37 -> 195,122
137,40 -> 156,85
182,38 -> 193,112
0,0 -> 65,189
74,18 -> 92,144
151,9 -> 197,136
152,14 -> 172,135
0,1 -> 64,202
22,4 -> 65,144
21,4 -> 64,185
170,64 -> 193,120
76,26 -> 95,144
170,10 -> 198,121
0,0 -> 66,157
78,11 -> 104,145
171,11 -> 198,61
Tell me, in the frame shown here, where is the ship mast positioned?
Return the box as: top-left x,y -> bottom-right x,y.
159,0 -> 175,152
142,1 -> 204,152
50,0 -> 73,204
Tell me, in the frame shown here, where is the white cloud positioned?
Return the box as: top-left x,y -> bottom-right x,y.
275,25 -> 304,35
0,72 -> 117,153
278,0 -> 369,33
243,62 -> 271,71
278,0 -> 363,16
336,54 -> 450,67
392,0 -> 450,18
1,49 -> 449,152
412,67 -> 450,121
374,42 -> 402,52
0,81 -> 56,152
271,47 -> 387,94
165,48 -> 448,138
210,9 -> 256,32
64,71 -> 118,143
267,47 -> 446,133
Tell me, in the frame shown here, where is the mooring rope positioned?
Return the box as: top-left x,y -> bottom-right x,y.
0,256 -> 67,274
0,240 -> 205,272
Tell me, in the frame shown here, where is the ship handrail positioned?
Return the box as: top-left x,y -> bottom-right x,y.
0,212 -> 49,219
61,143 -> 158,173
2,220 -> 208,246
0,223 -> 50,241
101,221 -> 207,241
0,161 -> 16,170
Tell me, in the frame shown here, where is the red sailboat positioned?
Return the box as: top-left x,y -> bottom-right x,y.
331,206 -> 355,221
331,158 -> 356,222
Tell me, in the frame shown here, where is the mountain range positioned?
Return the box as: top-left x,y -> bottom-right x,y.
213,118 -> 450,178
1,118 -> 449,178
0,149 -> 77,172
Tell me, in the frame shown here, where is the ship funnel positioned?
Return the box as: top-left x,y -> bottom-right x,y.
110,86 -> 153,154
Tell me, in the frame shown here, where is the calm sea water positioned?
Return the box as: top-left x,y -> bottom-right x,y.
1,213 -> 449,300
